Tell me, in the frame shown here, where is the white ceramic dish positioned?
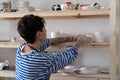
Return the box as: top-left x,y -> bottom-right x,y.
82,6 -> 97,10
78,66 -> 98,75
64,65 -> 80,73
57,65 -> 79,73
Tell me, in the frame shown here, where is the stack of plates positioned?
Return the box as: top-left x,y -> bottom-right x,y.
57,65 -> 79,74
17,1 -> 34,12
17,7 -> 34,12
77,66 -> 98,75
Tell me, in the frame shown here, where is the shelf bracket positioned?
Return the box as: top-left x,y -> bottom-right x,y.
77,13 -> 81,18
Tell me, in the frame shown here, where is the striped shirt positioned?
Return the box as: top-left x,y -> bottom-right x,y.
16,39 -> 78,80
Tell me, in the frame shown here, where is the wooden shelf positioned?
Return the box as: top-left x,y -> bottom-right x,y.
0,70 -> 110,79
77,42 -> 110,49
0,42 -> 109,49
47,42 -> 110,49
0,10 -> 109,19
51,72 -> 110,79
0,70 -> 15,78
0,42 -> 22,48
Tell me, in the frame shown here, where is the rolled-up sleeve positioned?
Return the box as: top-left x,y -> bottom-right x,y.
40,39 -> 51,52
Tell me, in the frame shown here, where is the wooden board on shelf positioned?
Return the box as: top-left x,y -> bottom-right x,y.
0,42 -> 22,48
50,76 -> 98,80
0,41 -> 109,49
77,42 -> 110,49
0,70 -> 15,78
99,79 -> 110,80
0,70 -> 110,79
51,72 -> 110,80
0,10 -> 109,19
51,42 -> 77,49
51,42 -> 110,49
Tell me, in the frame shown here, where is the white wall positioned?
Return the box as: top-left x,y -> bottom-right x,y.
0,0 -> 110,69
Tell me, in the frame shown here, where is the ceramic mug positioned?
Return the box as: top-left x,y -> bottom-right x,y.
95,32 -> 105,42
0,60 -> 9,70
51,31 -> 61,38
0,62 -> 4,70
19,1 -> 29,8
52,5 -> 61,11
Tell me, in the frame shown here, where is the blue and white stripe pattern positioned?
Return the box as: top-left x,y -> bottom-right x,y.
16,39 -> 78,80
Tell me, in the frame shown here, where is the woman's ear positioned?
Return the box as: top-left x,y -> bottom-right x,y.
36,31 -> 41,39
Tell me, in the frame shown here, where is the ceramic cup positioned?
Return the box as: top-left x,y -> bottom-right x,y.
60,4 -> 68,10
19,1 -> 29,8
95,32 -> 105,42
52,5 -> 61,11
11,37 -> 16,42
51,31 -> 61,38
0,62 -> 4,70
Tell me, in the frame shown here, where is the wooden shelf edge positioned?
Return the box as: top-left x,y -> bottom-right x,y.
51,42 -> 110,49
0,70 -> 15,78
0,42 -> 22,48
0,70 -> 110,79
0,10 -> 109,19
51,72 -> 110,79
0,42 -> 110,49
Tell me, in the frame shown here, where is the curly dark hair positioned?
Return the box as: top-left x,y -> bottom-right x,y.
17,14 -> 45,43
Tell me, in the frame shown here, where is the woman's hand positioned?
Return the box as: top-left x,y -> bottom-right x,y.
75,35 -> 94,44
50,35 -> 94,45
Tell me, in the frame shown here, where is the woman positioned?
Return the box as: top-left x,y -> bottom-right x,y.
16,14 -> 92,80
